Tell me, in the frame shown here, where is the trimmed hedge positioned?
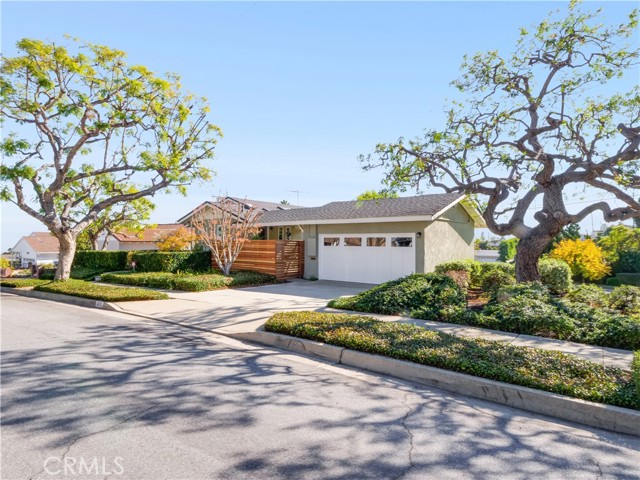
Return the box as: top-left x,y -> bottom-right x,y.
73,251 -> 129,271
328,273 -> 465,320
101,270 -> 277,292
130,251 -> 211,273
633,351 -> 640,398
265,311 -> 639,410
616,273 -> 640,287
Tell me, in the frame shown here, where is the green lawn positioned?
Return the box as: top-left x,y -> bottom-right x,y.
266,311 -> 640,410
1,278 -> 168,301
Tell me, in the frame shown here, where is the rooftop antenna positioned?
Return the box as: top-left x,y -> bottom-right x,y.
288,190 -> 307,204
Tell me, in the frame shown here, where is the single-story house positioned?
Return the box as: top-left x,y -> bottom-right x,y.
475,249 -> 500,263
98,224 -> 185,251
11,232 -> 60,268
259,193 -> 485,283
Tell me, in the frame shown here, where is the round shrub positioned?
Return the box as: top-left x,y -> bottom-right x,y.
328,273 -> 466,321
539,258 -> 572,295
480,269 -> 516,297
483,295 -> 575,339
566,284 -> 607,308
606,277 -> 622,287
608,285 -> 640,314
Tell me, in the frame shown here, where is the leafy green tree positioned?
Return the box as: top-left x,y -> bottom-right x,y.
1,38 -> 221,279
77,197 -> 155,250
361,4 -> 640,282
597,224 -> 640,265
498,238 -> 519,261
356,190 -> 399,201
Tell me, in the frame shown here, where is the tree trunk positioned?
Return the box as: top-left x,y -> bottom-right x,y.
89,234 -> 99,251
514,231 -> 554,283
55,233 -> 77,281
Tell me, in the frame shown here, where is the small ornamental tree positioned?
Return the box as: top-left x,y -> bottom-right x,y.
0,38 -> 221,280
550,238 -> 610,281
361,4 -> 640,282
498,238 -> 519,262
191,197 -> 261,275
156,226 -> 198,252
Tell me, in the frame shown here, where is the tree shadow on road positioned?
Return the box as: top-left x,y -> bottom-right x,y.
2,317 -> 639,479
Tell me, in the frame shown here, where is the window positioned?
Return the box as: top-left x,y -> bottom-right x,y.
391,237 -> 413,247
278,227 -> 283,240
323,237 -> 340,246
344,237 -> 362,247
285,227 -> 292,240
367,237 -> 386,247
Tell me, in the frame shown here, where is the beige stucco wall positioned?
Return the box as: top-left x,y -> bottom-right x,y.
422,203 -> 475,271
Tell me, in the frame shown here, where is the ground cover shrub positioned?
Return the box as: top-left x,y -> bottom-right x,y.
608,285 -> 640,314
565,284 -> 608,308
130,251 -> 211,273
328,273 -> 465,321
34,279 -> 168,301
38,269 -> 56,280
265,311 -> 639,410
0,278 -> 49,288
73,251 -> 129,271
102,270 -> 277,292
539,258 -> 573,294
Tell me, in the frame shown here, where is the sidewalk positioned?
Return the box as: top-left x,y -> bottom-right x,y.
110,279 -> 634,371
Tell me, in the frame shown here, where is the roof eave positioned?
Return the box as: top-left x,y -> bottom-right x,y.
258,215 -> 435,227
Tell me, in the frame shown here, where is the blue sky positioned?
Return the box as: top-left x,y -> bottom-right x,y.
1,1 -> 638,249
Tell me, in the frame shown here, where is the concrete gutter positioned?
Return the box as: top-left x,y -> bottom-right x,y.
231,329 -> 640,438
0,286 -> 119,311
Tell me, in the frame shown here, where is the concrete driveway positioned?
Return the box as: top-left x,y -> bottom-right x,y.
112,279 -> 372,334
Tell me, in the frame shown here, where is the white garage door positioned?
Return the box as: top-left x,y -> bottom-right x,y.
318,234 -> 416,284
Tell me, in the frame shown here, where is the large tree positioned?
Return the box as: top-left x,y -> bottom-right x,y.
1,38 -> 221,279
361,4 -> 640,282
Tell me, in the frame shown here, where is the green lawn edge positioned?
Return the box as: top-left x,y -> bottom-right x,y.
1,278 -> 168,301
265,311 -> 639,411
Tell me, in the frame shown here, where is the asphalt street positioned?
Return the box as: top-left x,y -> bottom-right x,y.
1,293 -> 639,479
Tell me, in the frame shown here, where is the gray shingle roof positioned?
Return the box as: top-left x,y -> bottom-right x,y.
259,193 -> 465,224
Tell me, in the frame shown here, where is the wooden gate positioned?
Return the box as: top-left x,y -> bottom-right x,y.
229,240 -> 304,280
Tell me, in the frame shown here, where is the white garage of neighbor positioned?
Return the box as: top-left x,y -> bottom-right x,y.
253,193 -> 486,284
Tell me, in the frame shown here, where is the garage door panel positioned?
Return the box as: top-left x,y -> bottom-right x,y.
319,234 -> 415,284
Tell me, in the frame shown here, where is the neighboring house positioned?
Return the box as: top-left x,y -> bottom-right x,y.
177,197 -> 303,229
475,249 -> 500,263
98,224 -> 184,251
11,232 -> 60,268
258,193 -> 485,284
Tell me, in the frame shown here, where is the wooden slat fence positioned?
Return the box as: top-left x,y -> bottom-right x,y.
229,240 -> 304,280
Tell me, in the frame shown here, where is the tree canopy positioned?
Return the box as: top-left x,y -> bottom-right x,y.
361,3 -> 640,281
0,38 -> 221,279
356,190 -> 399,201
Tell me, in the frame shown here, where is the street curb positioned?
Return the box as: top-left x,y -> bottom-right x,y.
1,286 -> 119,311
231,329 -> 640,437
